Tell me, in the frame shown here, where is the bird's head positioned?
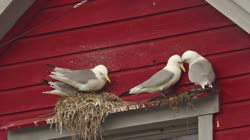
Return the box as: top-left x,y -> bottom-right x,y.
167,55 -> 186,72
93,65 -> 111,83
181,50 -> 200,64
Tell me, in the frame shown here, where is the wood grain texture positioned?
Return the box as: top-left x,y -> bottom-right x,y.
205,0 -> 250,34
0,0 -> 35,40
0,108 -> 53,129
215,126 -> 250,140
0,0 -> 48,54
2,25 -> 249,66
0,0 -> 250,139
27,0 -> 206,36
0,130 -> 7,140
220,74 -> 250,104
233,0 -> 250,14
215,100 -> 250,130
0,37 -> 249,91
0,5 -> 233,66
0,50 -> 249,115
199,115 -> 213,140
47,0 -> 81,8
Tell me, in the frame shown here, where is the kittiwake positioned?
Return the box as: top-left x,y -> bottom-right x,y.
48,64 -> 111,92
120,55 -> 186,97
42,80 -> 79,96
181,50 -> 216,89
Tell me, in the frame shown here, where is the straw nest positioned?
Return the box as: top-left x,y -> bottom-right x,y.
53,88 -> 212,140
54,92 -> 130,140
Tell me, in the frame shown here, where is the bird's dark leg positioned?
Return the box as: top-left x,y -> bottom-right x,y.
162,85 -> 179,98
160,90 -> 167,97
194,84 -> 201,91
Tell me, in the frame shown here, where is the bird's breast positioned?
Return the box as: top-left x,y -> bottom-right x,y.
88,79 -> 106,90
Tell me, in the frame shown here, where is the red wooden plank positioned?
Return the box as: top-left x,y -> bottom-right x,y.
47,0 -> 81,8
1,25 -> 244,68
0,86 -> 60,115
0,108 -> 53,129
111,54 -> 250,101
0,74 -> 250,133
215,126 -> 250,140
0,130 -> 7,140
215,100 -> 250,130
0,5 -> 233,66
0,51 -> 249,115
0,0 -> 48,53
26,0 -> 206,36
0,37 -> 249,91
221,74 -> 250,104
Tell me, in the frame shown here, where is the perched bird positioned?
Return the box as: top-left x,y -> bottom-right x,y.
120,55 -> 186,97
48,64 -> 111,92
181,50 -> 216,89
42,80 -> 79,96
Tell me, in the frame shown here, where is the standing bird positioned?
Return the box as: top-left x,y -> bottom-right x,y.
48,64 -> 111,92
43,80 -> 80,96
181,50 -> 216,89
120,55 -> 186,97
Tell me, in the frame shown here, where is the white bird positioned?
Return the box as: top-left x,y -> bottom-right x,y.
47,64 -> 111,92
42,80 -> 79,96
120,55 -> 186,97
181,50 -> 216,89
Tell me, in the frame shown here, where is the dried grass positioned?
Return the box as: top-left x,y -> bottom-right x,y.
53,88 -> 211,140
54,92 -> 130,140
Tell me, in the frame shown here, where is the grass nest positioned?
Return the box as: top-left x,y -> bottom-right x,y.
54,92 -> 130,140
52,88 -> 213,140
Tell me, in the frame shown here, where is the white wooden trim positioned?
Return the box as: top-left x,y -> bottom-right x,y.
232,0 -> 250,14
0,0 -> 13,14
205,0 -> 250,34
8,118 -> 198,140
0,0 -> 35,40
198,115 -> 213,140
103,94 -> 218,132
8,94 -> 218,140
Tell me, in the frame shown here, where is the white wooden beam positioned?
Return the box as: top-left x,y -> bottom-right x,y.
8,94 -> 218,140
0,0 -> 13,14
232,0 -> 250,14
205,0 -> 250,34
198,115 -> 213,140
0,0 -> 35,40
103,94 -> 218,132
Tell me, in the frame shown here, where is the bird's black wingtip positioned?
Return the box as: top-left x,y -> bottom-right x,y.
119,90 -> 131,97
47,64 -> 55,69
41,79 -> 49,85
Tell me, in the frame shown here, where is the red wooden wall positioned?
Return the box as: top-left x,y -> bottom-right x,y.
0,0 -> 249,139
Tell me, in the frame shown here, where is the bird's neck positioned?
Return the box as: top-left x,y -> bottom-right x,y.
91,69 -> 102,79
189,56 -> 203,64
164,64 -> 179,72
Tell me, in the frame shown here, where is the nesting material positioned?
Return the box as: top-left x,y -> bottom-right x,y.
53,88 -> 213,140
156,91 -> 197,109
54,92 -> 129,140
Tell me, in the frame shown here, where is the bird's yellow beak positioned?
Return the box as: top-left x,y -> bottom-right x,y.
180,63 -> 186,72
105,75 -> 111,83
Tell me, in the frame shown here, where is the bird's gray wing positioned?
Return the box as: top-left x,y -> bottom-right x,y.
139,69 -> 174,88
56,69 -> 97,84
189,59 -> 216,83
43,81 -> 80,96
54,67 -> 73,75
52,81 -> 79,94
